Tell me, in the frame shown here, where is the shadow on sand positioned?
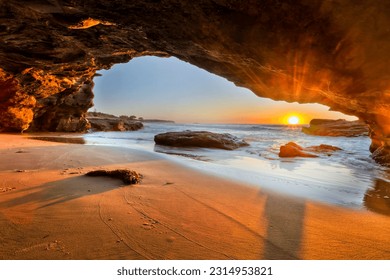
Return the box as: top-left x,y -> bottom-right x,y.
0,176 -> 125,210
260,190 -> 306,259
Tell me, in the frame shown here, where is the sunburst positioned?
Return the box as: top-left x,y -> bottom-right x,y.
287,115 -> 300,125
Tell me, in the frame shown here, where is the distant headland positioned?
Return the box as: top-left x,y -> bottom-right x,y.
86,111 -> 174,131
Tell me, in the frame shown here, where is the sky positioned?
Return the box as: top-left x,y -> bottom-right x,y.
92,56 -> 357,124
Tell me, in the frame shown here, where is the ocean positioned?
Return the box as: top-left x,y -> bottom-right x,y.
83,123 -> 390,214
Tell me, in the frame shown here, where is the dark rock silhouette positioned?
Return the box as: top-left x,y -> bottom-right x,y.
279,142 -> 342,158
85,169 -> 142,184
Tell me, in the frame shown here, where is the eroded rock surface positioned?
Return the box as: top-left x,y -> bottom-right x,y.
279,142 -> 342,158
0,1 -> 390,163
85,169 -> 142,184
302,119 -> 369,137
87,112 -> 143,131
279,142 -> 318,158
154,131 -> 249,150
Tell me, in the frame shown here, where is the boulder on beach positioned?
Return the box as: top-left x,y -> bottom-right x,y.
279,142 -> 342,158
154,131 -> 249,150
85,169 -> 142,184
302,119 -> 369,137
306,144 -> 342,153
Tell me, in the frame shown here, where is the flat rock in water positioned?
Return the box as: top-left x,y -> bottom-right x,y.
88,117 -> 143,132
306,144 -> 342,153
279,142 -> 342,158
154,131 -> 249,150
279,142 -> 318,158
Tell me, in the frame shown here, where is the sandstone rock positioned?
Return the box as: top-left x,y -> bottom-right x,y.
306,144 -> 342,153
26,79 -> 94,132
279,142 -> 342,158
364,179 -> 390,216
279,142 -> 317,158
371,147 -> 390,167
154,131 -> 249,150
302,119 -> 369,137
85,169 -> 142,184
87,112 -> 143,131
1,1 -> 390,163
88,117 -> 143,132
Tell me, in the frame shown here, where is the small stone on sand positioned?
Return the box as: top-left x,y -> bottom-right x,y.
85,169 -> 142,184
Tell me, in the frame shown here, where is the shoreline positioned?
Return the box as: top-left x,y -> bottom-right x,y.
83,127 -> 383,212
1,133 -> 390,259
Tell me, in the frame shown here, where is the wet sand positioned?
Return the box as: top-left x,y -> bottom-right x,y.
0,134 -> 390,260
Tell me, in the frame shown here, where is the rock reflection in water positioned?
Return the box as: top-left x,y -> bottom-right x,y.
364,179 -> 390,216
29,136 -> 85,144
154,145 -> 210,162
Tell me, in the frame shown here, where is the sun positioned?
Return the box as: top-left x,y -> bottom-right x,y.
287,115 -> 300,125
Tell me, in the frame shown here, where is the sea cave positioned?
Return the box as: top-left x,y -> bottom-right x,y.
1,0 -> 390,164
2,0 -> 390,263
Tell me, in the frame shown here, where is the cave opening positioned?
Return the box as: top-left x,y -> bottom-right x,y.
2,0 -> 390,261
85,56 -> 390,214
91,56 -> 357,125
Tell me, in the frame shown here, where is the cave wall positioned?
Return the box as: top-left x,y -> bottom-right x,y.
0,0 -> 390,163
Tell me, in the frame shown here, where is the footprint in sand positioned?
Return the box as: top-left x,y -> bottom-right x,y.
0,187 -> 16,192
166,236 -> 176,243
141,222 -> 155,230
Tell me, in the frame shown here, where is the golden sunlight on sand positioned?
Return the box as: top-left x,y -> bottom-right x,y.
1,134 -> 390,260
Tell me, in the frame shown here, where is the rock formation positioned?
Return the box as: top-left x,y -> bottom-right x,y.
0,1 -> 390,163
87,112 -> 143,131
302,119 -> 369,137
154,131 -> 249,150
279,142 -> 318,158
305,144 -> 342,154
279,142 -> 342,158
85,169 -> 142,185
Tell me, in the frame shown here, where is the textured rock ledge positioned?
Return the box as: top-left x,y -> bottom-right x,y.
154,131 -> 249,150
302,119 -> 369,137
87,112 -> 143,132
364,179 -> 390,215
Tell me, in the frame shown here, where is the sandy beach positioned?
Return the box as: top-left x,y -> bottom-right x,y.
0,134 -> 390,260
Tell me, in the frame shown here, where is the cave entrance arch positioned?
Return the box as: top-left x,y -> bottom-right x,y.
85,55 -> 389,214
91,56 -> 357,125
1,0 -> 389,164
